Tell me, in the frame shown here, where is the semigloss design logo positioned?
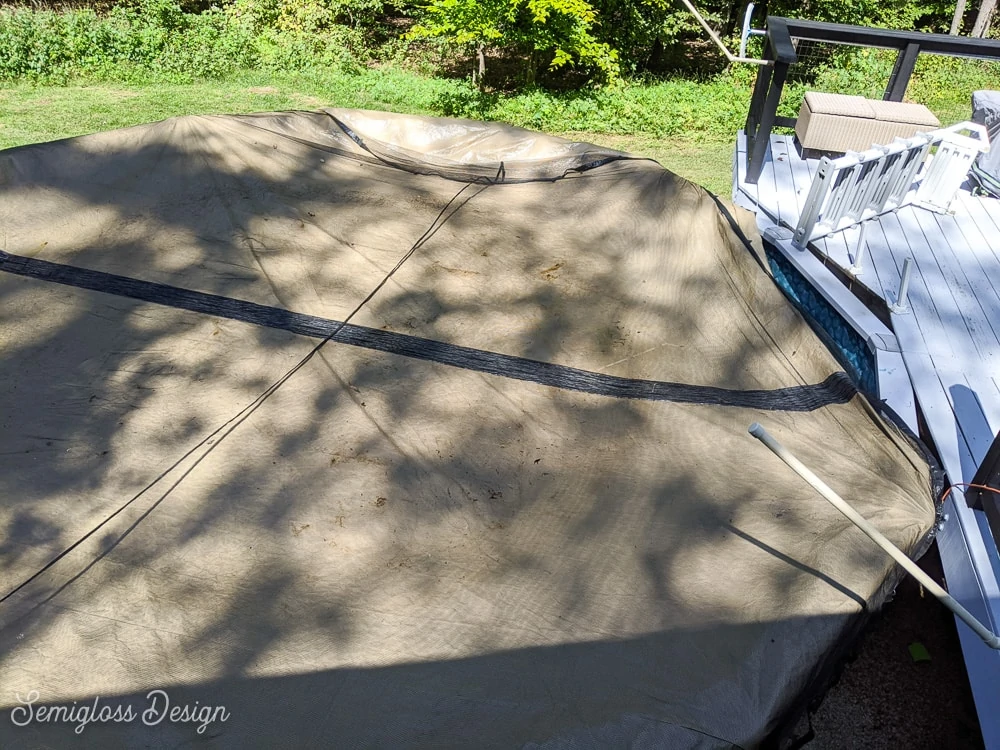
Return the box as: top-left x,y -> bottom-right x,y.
9,689 -> 230,735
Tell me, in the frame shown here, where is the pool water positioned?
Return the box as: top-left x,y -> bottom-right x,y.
764,242 -> 880,397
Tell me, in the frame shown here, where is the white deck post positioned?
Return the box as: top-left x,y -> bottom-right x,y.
848,222 -> 868,275
890,257 -> 913,314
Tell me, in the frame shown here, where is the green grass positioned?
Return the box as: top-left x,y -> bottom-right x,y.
6,50 -> 991,198
0,69 -> 451,145
0,71 -> 739,194
557,131 -> 734,194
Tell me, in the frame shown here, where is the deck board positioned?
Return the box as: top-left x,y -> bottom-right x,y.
948,198 -> 1000,332
733,130 -> 1000,747
769,136 -> 801,227
913,210 -> 999,362
862,219 -> 894,301
881,210 -> 958,357
936,212 -> 1000,355
964,190 -> 1000,246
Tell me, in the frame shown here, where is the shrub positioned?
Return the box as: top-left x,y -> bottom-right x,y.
0,0 -> 372,83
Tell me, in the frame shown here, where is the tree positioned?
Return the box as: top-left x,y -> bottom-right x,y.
589,0 -> 716,73
950,0 -> 967,33
971,0 -> 997,36
408,0 -> 619,84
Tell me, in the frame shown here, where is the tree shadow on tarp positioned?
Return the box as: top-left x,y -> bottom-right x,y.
0,110 -> 937,748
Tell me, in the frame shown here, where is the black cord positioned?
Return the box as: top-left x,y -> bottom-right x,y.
1,165 -> 503,606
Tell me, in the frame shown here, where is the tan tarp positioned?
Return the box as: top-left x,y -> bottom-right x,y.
0,110 -> 936,748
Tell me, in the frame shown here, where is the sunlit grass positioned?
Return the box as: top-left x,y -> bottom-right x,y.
0,70 -> 738,194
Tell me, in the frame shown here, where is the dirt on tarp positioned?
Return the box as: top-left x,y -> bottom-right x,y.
0,109 -> 937,748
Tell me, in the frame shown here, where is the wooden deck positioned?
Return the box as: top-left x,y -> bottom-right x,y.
734,130 -> 1000,748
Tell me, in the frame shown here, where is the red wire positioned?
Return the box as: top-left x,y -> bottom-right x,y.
940,482 -> 1000,504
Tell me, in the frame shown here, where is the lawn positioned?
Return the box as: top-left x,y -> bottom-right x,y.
0,75 -> 737,195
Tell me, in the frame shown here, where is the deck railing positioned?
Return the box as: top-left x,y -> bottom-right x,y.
744,17 -> 1000,184
792,122 -> 990,246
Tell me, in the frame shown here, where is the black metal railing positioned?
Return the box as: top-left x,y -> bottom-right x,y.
969,432 -> 1000,552
744,17 -> 1000,184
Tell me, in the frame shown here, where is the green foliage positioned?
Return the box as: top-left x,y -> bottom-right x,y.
0,0 -> 373,83
589,0 -> 719,74
408,0 -> 619,83
437,70 -> 750,136
227,0 -> 386,33
0,0 -> 993,98
766,0 -> 938,30
908,55 -> 1000,122
161,6 -> 260,79
406,0 -> 960,84
807,47 -> 898,99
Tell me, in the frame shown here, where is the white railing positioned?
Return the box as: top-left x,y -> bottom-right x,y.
793,121 -> 990,247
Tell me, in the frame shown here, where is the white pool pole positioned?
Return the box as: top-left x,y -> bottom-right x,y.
748,422 -> 1000,650
677,0 -> 769,65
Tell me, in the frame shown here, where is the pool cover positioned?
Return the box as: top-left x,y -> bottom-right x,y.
0,110 -> 937,748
